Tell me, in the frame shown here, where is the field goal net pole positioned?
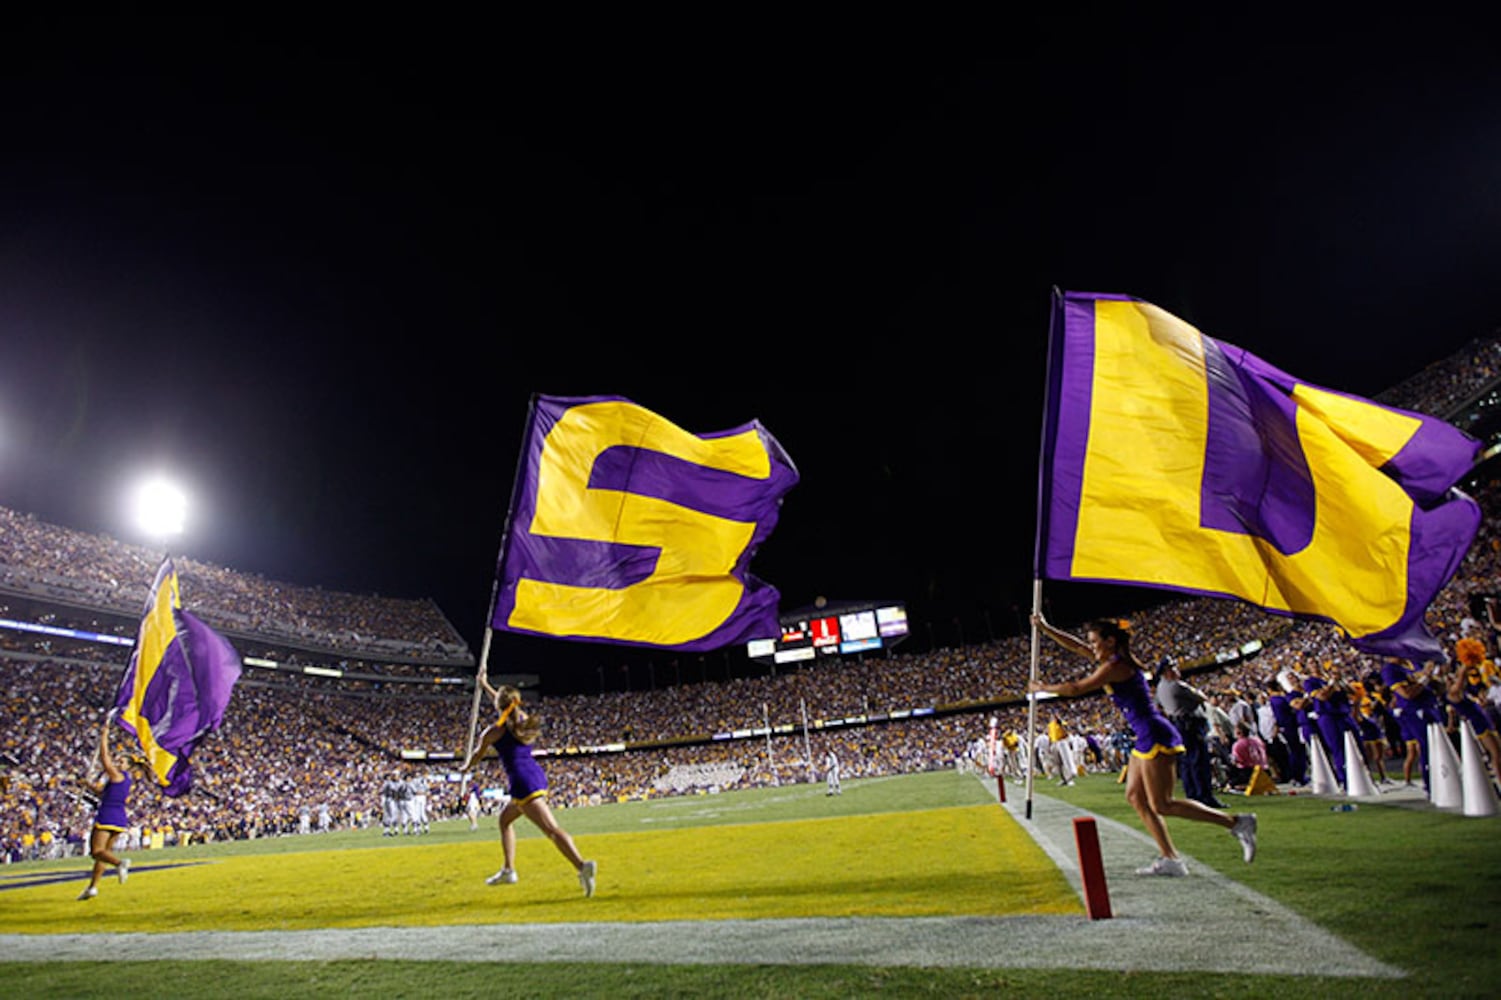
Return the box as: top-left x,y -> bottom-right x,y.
801,698 -> 814,782
764,703 -> 777,785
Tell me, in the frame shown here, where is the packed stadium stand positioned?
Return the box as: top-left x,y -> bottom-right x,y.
3,335 -> 1499,861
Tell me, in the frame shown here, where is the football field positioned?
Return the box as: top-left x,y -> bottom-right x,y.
2,769 -> 1497,998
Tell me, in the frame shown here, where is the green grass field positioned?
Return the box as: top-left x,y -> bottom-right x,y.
3,769 -> 1499,998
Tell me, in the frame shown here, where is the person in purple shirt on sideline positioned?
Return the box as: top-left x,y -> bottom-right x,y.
1267,681 -> 1307,786
461,680 -> 596,897
1030,615 -> 1258,878
1304,676 -> 1357,786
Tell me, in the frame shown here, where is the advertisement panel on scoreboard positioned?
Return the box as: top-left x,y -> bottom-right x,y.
747,638 -> 777,658
780,621 -> 811,650
746,601 -> 908,665
839,610 -> 877,642
876,605 -> 909,637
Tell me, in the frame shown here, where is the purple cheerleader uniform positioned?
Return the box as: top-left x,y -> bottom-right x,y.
1383,662 -> 1445,792
496,725 -> 549,803
1451,692 -> 1495,735
1385,664 -> 1445,744
1106,668 -> 1184,758
94,773 -> 131,832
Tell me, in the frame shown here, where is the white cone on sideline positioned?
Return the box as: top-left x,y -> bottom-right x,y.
1342,730 -> 1380,798
1309,735 -> 1340,796
1459,720 -> 1500,818
1428,722 -> 1463,810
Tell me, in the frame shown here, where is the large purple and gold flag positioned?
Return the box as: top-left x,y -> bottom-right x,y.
113,558 -> 242,796
1037,291 -> 1481,660
493,395 -> 799,650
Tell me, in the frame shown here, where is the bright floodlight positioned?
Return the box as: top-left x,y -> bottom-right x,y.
132,477 -> 188,539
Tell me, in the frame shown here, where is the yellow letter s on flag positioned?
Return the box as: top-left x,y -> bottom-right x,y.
493,396 -> 798,650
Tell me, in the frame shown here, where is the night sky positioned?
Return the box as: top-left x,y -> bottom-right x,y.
3,18 -> 1499,692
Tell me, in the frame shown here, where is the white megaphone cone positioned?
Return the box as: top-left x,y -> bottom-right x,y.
1308,735 -> 1340,796
1428,722 -> 1463,810
1459,721 -> 1500,818
1343,730 -> 1379,798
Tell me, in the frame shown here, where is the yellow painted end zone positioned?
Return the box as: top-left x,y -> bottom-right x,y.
4,805 -> 1081,933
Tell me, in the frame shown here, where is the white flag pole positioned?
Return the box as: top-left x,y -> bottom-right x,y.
462,580 -> 499,772
1026,578 -> 1042,820
1026,288 -> 1065,822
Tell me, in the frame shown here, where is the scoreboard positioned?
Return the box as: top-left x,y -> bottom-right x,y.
746,602 -> 909,665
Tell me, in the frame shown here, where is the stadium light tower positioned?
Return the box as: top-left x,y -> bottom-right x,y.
131,476 -> 188,543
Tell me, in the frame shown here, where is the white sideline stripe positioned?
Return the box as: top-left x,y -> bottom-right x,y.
998,777 -> 1404,978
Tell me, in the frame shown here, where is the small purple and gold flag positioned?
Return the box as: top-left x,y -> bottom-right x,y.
1037,291 -> 1480,660
113,558 -> 242,796
493,395 -> 799,650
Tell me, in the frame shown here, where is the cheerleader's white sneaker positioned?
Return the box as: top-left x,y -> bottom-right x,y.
1231,813 -> 1258,863
1134,856 -> 1189,877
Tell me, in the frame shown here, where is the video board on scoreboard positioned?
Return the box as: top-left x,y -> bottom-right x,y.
746,601 -> 908,665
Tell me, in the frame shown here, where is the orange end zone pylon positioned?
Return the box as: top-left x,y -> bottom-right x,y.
1072,816 -> 1112,920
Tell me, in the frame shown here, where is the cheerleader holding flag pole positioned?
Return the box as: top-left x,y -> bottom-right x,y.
1029,289 -> 1482,868
460,680 -> 596,897
461,395 -> 801,895
77,710 -> 150,900
1029,613 -> 1257,875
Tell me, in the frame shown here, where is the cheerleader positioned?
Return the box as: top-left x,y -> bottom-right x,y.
1384,662 -> 1445,791
78,711 -> 148,900
1446,659 -> 1501,787
1354,696 -> 1391,784
1030,615 -> 1257,877
461,680 -> 596,897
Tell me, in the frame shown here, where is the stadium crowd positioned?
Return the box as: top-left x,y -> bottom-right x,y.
0,507 -> 470,662
2,335 -> 1499,861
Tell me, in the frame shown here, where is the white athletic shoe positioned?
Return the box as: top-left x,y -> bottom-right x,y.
77,886 -> 97,900
1134,856 -> 1189,877
485,868 -> 518,885
578,859 -> 597,898
117,858 -> 130,884
1231,813 -> 1258,863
